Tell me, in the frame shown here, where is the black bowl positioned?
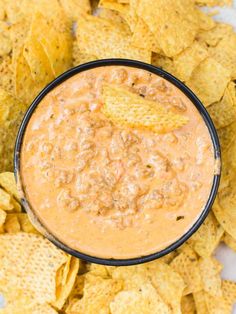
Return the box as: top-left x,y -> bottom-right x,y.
14,58 -> 221,266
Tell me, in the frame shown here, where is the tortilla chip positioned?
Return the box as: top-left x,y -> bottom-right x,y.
152,54 -> 176,76
0,172 -> 20,201
199,257 -> 222,297
89,264 -> 110,278
14,213 -> 39,234
53,257 -> 80,309
214,174 -> 236,240
208,81 -> 236,129
187,57 -> 231,106
196,9 -> 215,31
0,56 -> 14,95
208,32 -> 236,79
131,18 -> 162,53
138,0 -> 200,57
102,83 -> 188,133
193,290 -> 208,313
110,282 -> 171,314
195,0 -> 232,6
27,12 -> 72,78
173,41 -> 208,81
204,292 -> 231,314
188,212 -> 224,257
0,209 -> 6,227
181,295 -> 196,314
60,0 -> 91,21
75,15 -> 151,62
67,274 -> 123,313
0,88 -> 26,172
97,7 -> 130,31
0,21 -> 12,57
23,16 -> 55,83
223,232 -> 236,251
148,262 -> 185,313
4,214 -> 21,233
222,280 -> 236,306
73,41 -> 97,66
0,233 -> 68,304
170,251 -> 202,295
0,187 -> 13,211
197,22 -> 233,47
218,121 -> 236,153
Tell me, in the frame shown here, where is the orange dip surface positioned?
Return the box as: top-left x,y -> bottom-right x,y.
20,66 -> 215,259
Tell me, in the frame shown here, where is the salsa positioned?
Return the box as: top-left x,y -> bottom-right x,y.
20,66 -> 215,259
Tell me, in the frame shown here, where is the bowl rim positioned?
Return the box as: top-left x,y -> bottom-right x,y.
14,58 -> 221,266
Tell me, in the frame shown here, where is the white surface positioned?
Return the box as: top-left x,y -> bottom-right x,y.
0,2 -> 236,311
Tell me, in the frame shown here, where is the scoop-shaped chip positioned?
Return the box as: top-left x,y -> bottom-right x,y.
110,282 -> 171,314
102,84 -> 188,133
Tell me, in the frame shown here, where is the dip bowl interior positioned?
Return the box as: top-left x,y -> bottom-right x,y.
14,59 -> 221,266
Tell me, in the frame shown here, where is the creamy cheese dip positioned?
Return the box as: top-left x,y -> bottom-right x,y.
20,66 -> 215,259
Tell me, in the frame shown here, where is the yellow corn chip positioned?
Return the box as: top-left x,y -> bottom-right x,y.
0,187 -> 13,211
75,15 -> 151,62
152,54 -> 176,76
149,262 -> 186,313
197,23 -> 233,47
131,18 -> 162,53
138,0 -> 200,57
218,121 -> 236,153
102,83 -> 188,133
195,0 -> 232,6
27,12 -> 72,78
208,32 -> 236,79
89,264 -> 110,278
223,232 -> 236,251
199,257 -> 223,297
187,57 -> 231,106
222,280 -> 236,306
173,41 -> 208,81
60,0 -> 91,21
0,88 -> 26,172
193,290 -> 208,314
0,208 -> 6,227
0,56 -> 14,95
181,295 -> 196,314
15,213 -> 39,234
0,233 -> 68,304
4,214 -> 21,233
67,274 -> 123,313
188,212 -> 224,257
23,16 -> 55,82
208,81 -> 236,129
204,292 -> 231,314
110,282 -> 171,314
0,21 -> 12,57
73,41 -> 97,66
170,251 -> 202,295
0,172 -> 20,201
53,257 -> 80,309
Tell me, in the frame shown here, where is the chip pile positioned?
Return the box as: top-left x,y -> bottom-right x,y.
0,0 -> 236,313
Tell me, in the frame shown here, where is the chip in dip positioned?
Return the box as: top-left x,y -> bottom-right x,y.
19,64 -> 217,260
